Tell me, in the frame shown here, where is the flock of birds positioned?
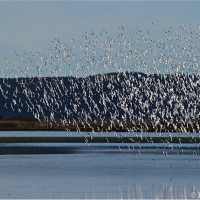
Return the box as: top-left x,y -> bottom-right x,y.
3,21 -> 200,77
1,21 -> 200,157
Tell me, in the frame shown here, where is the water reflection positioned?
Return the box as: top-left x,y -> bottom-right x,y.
84,181 -> 200,199
0,150 -> 199,199
0,132 -> 199,199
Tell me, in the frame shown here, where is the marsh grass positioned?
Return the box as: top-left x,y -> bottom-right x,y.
0,117 -> 200,134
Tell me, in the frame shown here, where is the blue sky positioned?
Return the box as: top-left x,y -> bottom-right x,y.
0,1 -> 200,77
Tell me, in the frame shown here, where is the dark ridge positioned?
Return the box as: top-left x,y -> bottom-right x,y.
5,115 -> 37,121
0,71 -> 200,122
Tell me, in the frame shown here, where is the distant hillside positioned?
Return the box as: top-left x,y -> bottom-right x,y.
0,72 -> 200,123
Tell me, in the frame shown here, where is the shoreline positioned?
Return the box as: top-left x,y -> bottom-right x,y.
1,118 -> 200,133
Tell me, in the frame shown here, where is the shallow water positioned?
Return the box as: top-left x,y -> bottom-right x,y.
0,142 -> 199,199
0,130 -> 199,138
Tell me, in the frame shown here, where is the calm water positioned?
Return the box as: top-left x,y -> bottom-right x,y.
0,130 -> 200,138
0,132 -> 200,199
